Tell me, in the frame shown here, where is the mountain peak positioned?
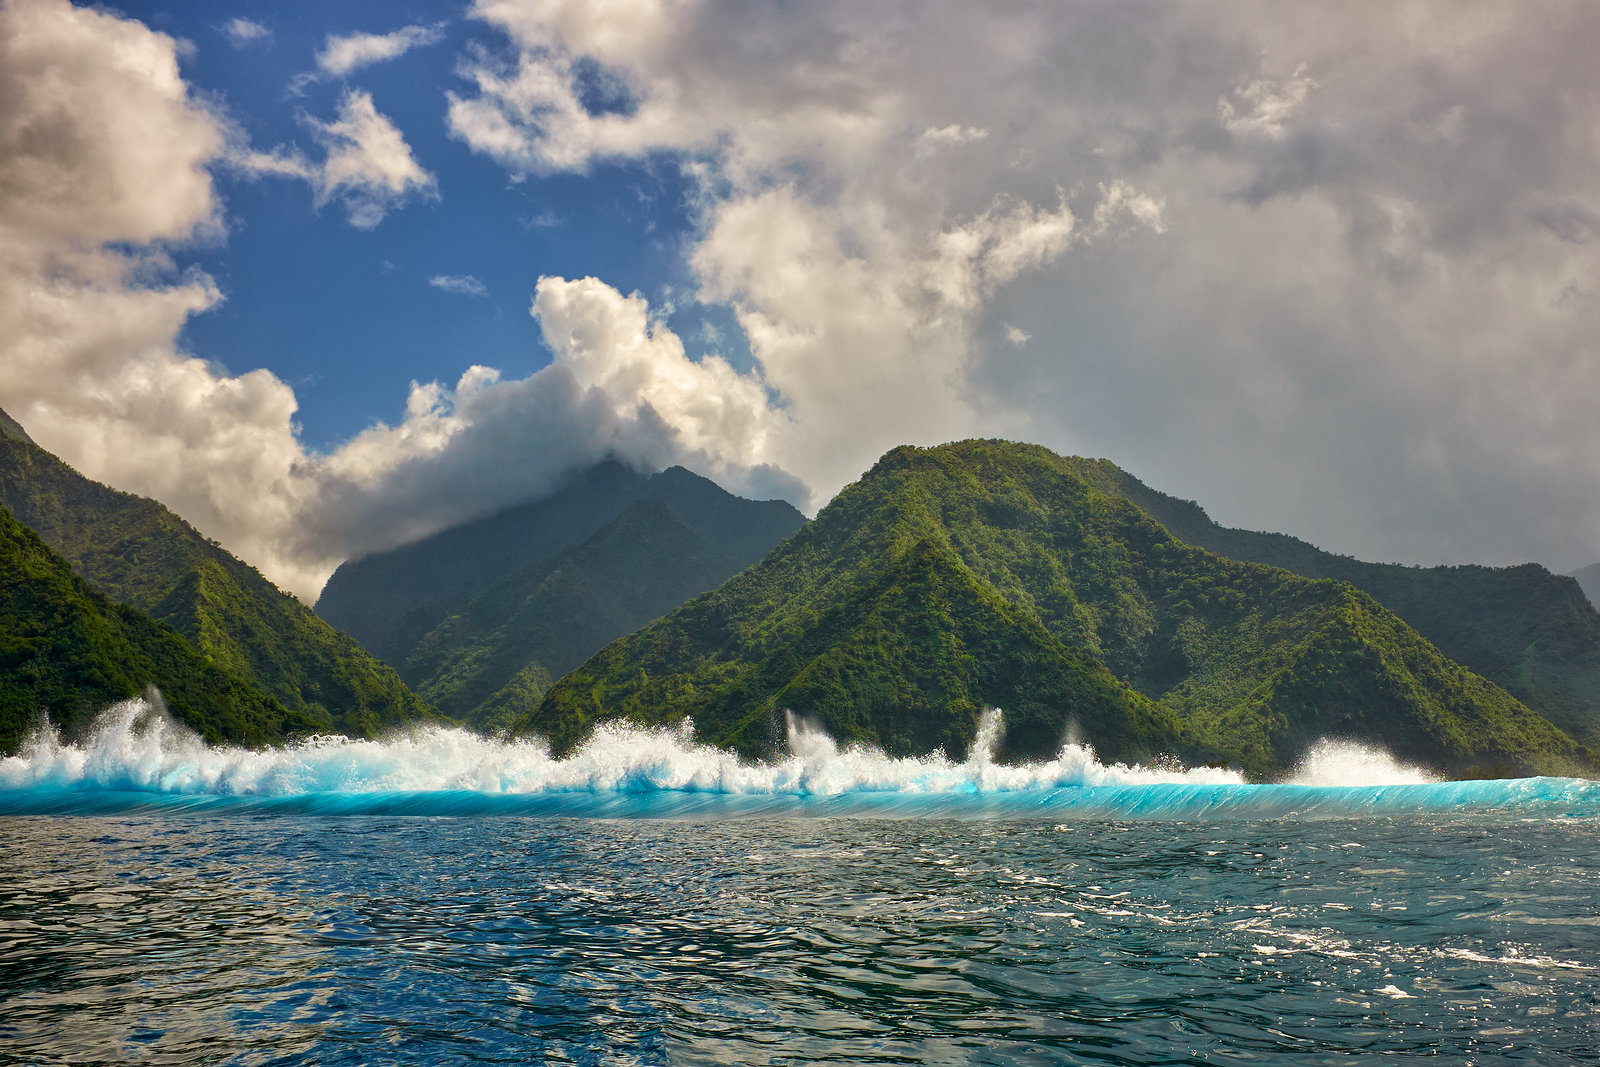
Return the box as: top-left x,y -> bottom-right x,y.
0,407 -> 34,445
528,439 -> 1583,777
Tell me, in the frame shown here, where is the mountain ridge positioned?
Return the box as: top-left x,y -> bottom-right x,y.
0,505 -> 304,752
315,459 -> 807,727
0,410 -> 437,738
526,440 -> 1583,779
1040,456 -> 1600,745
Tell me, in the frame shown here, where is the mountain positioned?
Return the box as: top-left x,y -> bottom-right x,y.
316,461 -> 806,727
1573,564 -> 1600,613
0,506 -> 308,752
526,441 -> 1583,779
0,411 -> 435,738
1054,458 -> 1600,746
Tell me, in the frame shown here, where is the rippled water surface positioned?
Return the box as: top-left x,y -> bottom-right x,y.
4,809 -> 1599,1065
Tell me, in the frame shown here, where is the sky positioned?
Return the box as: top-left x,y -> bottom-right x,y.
1,0 -> 1598,602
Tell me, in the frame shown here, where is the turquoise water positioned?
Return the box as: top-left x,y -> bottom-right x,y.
3,702 -> 1599,1064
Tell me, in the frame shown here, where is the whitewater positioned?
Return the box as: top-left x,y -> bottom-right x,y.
7,700 -> 1600,1064
3,697 -> 1595,819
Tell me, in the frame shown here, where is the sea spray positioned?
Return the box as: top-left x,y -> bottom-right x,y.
1287,737 -> 1439,787
0,699 -> 1240,796
2,698 -> 1596,818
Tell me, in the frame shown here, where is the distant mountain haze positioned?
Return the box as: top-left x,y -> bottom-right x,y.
0,409 -> 436,740
6,401 -> 1597,779
315,460 -> 806,728
530,441 -> 1587,779
1051,458 -> 1600,748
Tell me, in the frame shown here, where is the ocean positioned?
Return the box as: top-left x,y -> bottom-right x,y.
2,700 -> 1597,1064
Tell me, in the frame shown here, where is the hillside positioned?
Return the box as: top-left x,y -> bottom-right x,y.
402,495 -> 803,728
0,411 -> 436,738
527,441 -> 1582,779
0,507 -> 305,753
317,461 -> 805,670
319,463 -> 806,728
1573,564 -> 1600,613
1055,459 -> 1600,745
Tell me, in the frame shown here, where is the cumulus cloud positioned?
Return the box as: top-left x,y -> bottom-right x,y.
225,90 -> 437,229
429,274 -> 489,297
445,0 -> 1600,572
7,0 -> 1600,610
0,0 -> 799,599
286,274 -> 804,580
305,89 -> 438,228
219,17 -> 270,48
316,23 -> 445,78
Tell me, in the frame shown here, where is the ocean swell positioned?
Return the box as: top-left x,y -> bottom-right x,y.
0,698 -> 1594,819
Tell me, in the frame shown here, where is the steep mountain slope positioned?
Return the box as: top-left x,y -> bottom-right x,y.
317,460 -> 654,663
1573,564 -> 1600,613
528,441 -> 1580,779
1055,458 -> 1600,746
318,461 -> 805,664
0,507 -> 303,753
317,461 -> 806,728
0,412 -> 434,738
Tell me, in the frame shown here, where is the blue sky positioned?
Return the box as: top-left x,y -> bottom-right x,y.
138,0 -> 726,451
3,0 -> 1599,599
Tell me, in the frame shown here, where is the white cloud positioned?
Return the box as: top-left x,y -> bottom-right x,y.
0,0 -> 796,600
223,90 -> 437,230
1003,325 -> 1029,347
305,89 -> 438,229
0,0 -> 303,583
7,0 -> 1600,612
429,274 -> 489,297
1219,63 -> 1318,140
445,0 -> 1600,572
915,124 -> 987,159
219,17 -> 270,48
315,23 -> 445,78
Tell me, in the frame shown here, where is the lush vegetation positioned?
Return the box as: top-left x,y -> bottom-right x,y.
318,462 -> 805,729
1062,458 -> 1600,746
528,441 -> 1586,779
0,507 -> 307,752
0,414 -> 435,739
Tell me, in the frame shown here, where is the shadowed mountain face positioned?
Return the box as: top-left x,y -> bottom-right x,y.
0,410 -> 436,739
1573,564 -> 1600,615
528,441 -> 1584,780
315,461 -> 807,728
1053,458 -> 1600,747
0,506 -> 302,752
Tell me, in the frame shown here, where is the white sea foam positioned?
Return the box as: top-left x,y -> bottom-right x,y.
0,699 -> 1246,797
1285,738 -> 1440,787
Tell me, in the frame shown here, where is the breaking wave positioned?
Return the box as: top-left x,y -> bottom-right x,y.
0,698 -> 1595,819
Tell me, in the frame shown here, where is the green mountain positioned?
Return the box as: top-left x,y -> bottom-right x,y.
0,507 -> 308,752
317,462 -> 807,728
1573,564 -> 1600,614
1055,459 -> 1600,746
0,412 -> 436,738
526,441 -> 1583,779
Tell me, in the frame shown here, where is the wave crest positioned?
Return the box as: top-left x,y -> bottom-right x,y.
1,699 -> 1244,798
1287,738 -> 1439,787
6,700 -> 1591,821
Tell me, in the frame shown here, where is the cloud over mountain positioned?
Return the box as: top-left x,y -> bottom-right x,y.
447,0 -> 1600,571
0,0 -> 801,599
2,0 -> 1599,603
